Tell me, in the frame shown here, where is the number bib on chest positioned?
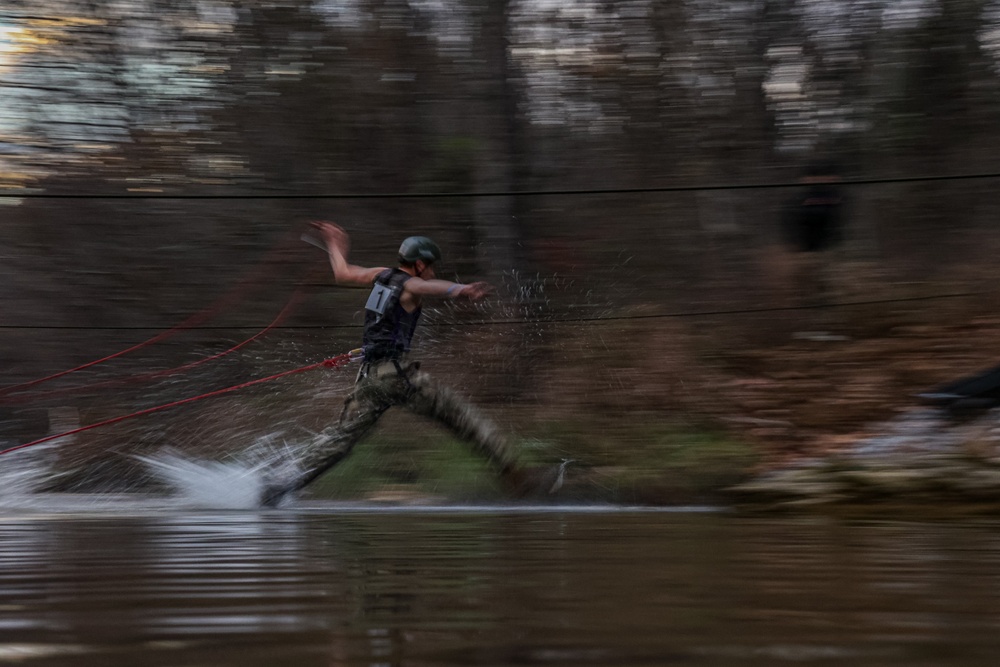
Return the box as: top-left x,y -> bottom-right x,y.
365,282 -> 395,317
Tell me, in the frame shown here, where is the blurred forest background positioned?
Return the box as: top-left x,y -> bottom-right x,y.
4,0 -> 1000,498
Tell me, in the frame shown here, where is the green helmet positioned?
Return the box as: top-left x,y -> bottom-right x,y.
398,236 -> 442,265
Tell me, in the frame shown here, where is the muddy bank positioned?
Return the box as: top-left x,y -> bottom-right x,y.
727,406 -> 1000,508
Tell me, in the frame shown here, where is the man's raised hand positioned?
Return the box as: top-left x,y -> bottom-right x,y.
310,221 -> 350,254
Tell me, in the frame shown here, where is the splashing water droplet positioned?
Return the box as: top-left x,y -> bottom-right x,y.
0,442 -> 57,500
137,446 -> 283,510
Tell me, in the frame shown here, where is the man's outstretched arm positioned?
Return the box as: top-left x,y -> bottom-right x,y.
405,278 -> 493,300
310,221 -> 386,287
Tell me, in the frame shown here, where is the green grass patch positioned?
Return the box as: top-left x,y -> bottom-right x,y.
303,433 -> 520,500
303,414 -> 757,503
528,414 -> 758,501
620,423 -> 758,491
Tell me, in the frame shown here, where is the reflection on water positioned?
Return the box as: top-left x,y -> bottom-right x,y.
3,504 -> 1000,666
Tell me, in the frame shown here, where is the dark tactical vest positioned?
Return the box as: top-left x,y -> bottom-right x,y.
362,268 -> 422,361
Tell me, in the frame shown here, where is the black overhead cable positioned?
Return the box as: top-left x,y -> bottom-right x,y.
2,170 -> 1000,200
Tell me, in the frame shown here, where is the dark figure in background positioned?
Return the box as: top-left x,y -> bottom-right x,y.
261,221 -> 566,506
782,162 -> 844,308
787,162 -> 843,253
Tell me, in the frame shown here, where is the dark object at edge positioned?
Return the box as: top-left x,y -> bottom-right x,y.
919,363 -> 1000,411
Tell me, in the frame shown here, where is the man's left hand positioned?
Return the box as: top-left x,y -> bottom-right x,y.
458,281 -> 493,301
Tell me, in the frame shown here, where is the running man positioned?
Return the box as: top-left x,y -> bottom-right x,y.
261,221 -> 564,505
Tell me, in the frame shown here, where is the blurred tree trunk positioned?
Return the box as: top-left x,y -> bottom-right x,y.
470,0 -> 525,281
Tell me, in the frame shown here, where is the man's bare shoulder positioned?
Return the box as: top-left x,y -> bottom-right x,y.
344,266 -> 389,287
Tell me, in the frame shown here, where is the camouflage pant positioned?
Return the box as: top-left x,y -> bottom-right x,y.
285,359 -> 518,494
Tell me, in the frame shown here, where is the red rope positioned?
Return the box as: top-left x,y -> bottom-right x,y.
0,277 -> 313,405
0,353 -> 354,458
0,229 -> 308,398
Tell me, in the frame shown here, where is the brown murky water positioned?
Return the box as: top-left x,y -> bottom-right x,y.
3,503 -> 1000,666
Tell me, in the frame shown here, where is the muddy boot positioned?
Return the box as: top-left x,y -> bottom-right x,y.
259,483 -> 295,508
502,460 -> 573,498
258,466 -> 310,508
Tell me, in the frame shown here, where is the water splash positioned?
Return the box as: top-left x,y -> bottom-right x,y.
137,438 -> 302,510
0,442 -> 58,500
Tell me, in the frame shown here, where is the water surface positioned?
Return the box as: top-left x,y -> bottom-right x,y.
2,501 -> 1000,666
